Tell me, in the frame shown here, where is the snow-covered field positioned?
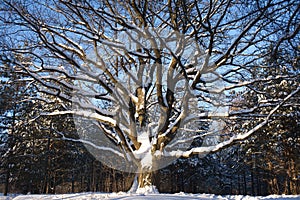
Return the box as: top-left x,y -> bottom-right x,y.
1,192 -> 300,200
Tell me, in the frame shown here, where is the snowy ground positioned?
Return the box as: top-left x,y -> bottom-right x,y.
1,192 -> 300,200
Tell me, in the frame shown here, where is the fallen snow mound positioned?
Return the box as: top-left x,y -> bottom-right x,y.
1,192 -> 299,200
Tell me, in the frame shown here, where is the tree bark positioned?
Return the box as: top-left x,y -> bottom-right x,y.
71,170 -> 75,193
129,166 -> 158,193
243,171 -> 247,194
4,168 -> 9,196
138,170 -> 154,189
251,170 -> 255,195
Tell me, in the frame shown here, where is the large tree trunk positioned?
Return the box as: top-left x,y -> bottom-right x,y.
129,153 -> 159,194
129,170 -> 158,194
138,170 -> 156,189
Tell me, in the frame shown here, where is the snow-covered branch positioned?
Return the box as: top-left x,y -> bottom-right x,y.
53,128 -> 124,158
167,86 -> 300,158
44,110 -> 116,127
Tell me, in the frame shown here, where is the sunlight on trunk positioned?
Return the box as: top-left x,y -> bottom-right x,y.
129,169 -> 159,194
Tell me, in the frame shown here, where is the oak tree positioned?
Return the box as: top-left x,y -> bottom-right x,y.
1,0 -> 299,192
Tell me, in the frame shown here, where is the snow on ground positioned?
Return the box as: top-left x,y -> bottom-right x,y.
0,192 -> 300,200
